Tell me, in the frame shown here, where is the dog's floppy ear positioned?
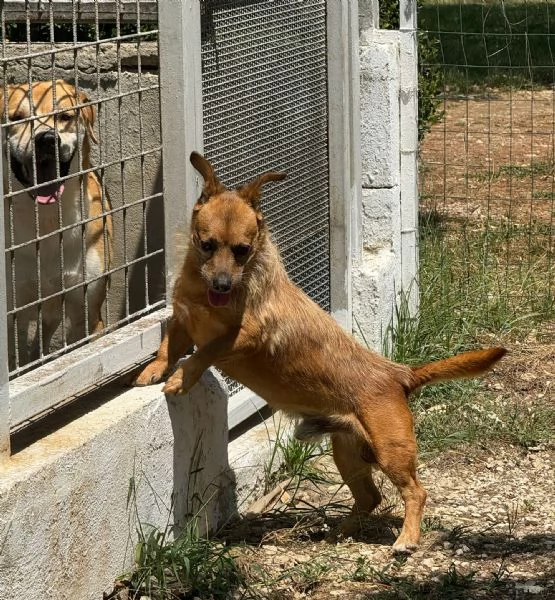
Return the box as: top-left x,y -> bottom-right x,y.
237,171 -> 286,208
190,151 -> 225,203
78,90 -> 98,144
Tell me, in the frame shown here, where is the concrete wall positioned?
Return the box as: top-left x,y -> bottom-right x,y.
0,372 -> 234,600
352,6 -> 419,351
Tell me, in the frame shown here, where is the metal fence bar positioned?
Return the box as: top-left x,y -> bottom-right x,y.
327,0 -> 359,330
157,0 -> 203,291
0,137 -> 10,458
9,308 -> 170,428
1,0 -> 158,22
0,0 -> 166,435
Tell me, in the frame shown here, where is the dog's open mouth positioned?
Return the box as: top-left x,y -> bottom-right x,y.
208,289 -> 231,307
10,155 -> 70,205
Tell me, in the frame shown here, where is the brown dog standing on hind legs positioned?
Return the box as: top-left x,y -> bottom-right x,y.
134,151 -> 507,553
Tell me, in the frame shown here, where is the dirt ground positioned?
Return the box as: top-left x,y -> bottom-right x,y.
420,89 -> 555,225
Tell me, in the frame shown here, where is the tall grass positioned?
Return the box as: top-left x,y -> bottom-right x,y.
384,212 -> 555,454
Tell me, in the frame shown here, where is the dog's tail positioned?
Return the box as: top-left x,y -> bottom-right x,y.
407,347 -> 507,393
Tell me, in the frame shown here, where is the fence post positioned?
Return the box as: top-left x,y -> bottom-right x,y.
327,0 -> 360,331
0,134 -> 11,458
157,0 -> 203,295
399,0 -> 419,313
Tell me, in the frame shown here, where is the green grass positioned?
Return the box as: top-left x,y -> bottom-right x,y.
419,1 -> 555,91
383,212 -> 555,455
474,160 -> 555,182
264,418 -> 331,494
123,518 -> 242,599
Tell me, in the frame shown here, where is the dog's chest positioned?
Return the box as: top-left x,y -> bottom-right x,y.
5,193 -> 87,290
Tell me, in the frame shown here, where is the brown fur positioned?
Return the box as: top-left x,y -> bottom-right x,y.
134,152 -> 507,552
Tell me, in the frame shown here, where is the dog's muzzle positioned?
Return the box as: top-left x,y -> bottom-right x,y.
9,129 -> 73,205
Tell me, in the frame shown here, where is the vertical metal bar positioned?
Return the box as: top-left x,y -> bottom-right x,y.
399,0 -> 419,313
0,64 -> 10,458
94,0 -> 111,327
0,2 -> 9,455
136,0 -> 149,308
157,0 -> 203,293
327,0 -> 359,331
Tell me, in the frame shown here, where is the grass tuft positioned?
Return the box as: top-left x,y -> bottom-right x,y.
382,210 -> 555,455
123,517 -> 242,599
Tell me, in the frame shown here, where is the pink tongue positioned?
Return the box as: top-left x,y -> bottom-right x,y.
208,289 -> 231,307
35,183 -> 65,205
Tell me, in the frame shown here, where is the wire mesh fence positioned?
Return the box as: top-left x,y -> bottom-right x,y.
200,0 -> 330,396
1,1 -> 164,378
416,0 -> 555,351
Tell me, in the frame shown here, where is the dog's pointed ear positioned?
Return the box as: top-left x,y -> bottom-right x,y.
237,171 -> 286,208
190,151 -> 224,205
78,90 -> 98,144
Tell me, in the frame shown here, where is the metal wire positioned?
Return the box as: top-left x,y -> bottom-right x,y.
1,0 -> 163,378
200,0 -> 330,394
418,0 -> 555,329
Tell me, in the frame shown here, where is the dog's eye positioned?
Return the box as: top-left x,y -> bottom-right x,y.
57,112 -> 73,123
200,239 -> 215,253
9,112 -> 24,122
232,244 -> 251,258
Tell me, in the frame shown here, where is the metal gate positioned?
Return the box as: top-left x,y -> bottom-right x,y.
1,0 -> 358,452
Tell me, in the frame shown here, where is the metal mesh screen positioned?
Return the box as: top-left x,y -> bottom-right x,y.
200,0 -> 330,302
200,0 -> 330,395
0,1 -> 164,379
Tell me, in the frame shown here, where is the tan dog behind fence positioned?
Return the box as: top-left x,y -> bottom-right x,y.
1,80 -> 112,368
134,152 -> 506,553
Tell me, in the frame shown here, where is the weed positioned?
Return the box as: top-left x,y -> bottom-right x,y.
123,517 -> 242,599
532,190 -> 555,201
474,161 -> 554,183
288,559 -> 331,593
381,211 -> 555,455
344,557 -> 396,584
263,418 -> 331,494
506,501 -> 521,538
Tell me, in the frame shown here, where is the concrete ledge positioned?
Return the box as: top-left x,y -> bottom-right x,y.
0,371 -> 231,600
228,411 -> 289,514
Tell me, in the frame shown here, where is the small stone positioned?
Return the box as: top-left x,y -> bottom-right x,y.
515,582 -> 544,595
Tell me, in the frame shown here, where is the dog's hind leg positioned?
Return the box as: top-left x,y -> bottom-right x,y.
331,431 -> 383,536
357,395 -> 427,553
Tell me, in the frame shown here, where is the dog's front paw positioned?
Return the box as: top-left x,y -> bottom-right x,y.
162,359 -> 203,395
162,369 -> 185,395
133,360 -> 167,386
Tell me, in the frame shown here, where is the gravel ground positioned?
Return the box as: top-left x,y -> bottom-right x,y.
227,443 -> 554,599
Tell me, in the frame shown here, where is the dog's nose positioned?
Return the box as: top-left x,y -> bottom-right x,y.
212,273 -> 232,293
34,129 -> 58,149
